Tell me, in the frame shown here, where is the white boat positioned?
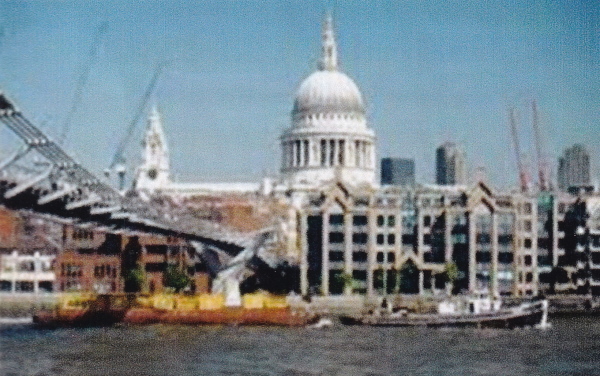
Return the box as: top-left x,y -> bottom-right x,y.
340,293 -> 549,329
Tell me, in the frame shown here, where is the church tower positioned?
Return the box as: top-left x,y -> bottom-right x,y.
134,106 -> 171,194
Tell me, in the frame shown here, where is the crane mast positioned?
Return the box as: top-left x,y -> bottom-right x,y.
509,108 -> 529,193
531,100 -> 550,191
59,22 -> 108,145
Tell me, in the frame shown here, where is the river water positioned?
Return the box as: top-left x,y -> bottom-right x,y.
1,315 -> 599,375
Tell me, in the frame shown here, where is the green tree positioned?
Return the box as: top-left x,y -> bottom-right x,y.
124,264 -> 146,293
338,272 -> 355,293
163,264 -> 191,293
442,262 -> 459,295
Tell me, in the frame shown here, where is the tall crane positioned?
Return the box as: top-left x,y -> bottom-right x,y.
531,100 -> 550,191
509,108 -> 530,193
106,62 -> 166,190
59,22 -> 109,145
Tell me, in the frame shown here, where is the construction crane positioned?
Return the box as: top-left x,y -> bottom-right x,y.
106,62 -> 167,190
531,100 -> 551,191
59,22 -> 109,145
509,108 -> 530,193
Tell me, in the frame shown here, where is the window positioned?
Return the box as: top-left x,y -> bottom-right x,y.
77,248 -> 94,255
352,233 -> 368,244
424,234 -> 431,245
476,252 -> 491,263
525,273 -> 533,283
329,232 -> 344,244
352,270 -> 367,281
387,234 -> 396,245
423,215 -> 431,227
146,245 -> 168,255
329,251 -> 344,262
329,214 -> 344,225
498,252 -> 513,264
18,261 -> 34,272
94,265 -> 105,278
352,252 -> 368,262
387,216 -> 395,227
16,281 -> 34,292
498,234 -> 512,245
377,215 -> 384,227
523,203 -> 532,214
388,252 -> 395,263
523,220 -> 532,232
38,281 -> 53,292
524,255 -> 532,266
524,238 -> 532,249
376,234 -> 384,245
145,263 -> 166,272
0,281 -> 11,291
64,264 -> 82,277
376,252 -> 384,263
353,215 -> 368,226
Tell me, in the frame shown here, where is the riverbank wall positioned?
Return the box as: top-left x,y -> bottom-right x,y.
0,293 -> 58,317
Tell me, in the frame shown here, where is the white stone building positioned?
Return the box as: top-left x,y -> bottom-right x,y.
0,251 -> 55,293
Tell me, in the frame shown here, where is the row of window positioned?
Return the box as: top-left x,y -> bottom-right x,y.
0,280 -> 53,292
328,251 -> 397,263
72,228 -> 94,241
61,264 -> 83,277
93,264 -> 118,278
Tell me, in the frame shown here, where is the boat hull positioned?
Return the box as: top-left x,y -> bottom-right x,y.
340,301 -> 548,329
33,307 -> 315,327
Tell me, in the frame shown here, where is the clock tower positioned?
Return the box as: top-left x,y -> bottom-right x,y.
134,106 -> 171,194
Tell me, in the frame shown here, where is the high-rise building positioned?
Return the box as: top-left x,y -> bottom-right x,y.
558,144 -> 590,191
380,158 -> 415,186
435,142 -> 466,185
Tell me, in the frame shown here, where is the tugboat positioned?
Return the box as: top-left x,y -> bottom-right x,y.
339,293 -> 549,329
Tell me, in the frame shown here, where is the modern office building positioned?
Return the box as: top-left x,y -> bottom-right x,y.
558,144 -> 590,191
436,142 -> 466,185
381,158 -> 415,186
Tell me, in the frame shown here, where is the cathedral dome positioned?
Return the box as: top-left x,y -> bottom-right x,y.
292,70 -> 365,117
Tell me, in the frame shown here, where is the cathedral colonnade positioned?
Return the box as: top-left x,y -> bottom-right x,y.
281,136 -> 374,170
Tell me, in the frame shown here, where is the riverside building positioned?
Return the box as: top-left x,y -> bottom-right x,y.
279,16 -> 539,298
130,15 -> 552,299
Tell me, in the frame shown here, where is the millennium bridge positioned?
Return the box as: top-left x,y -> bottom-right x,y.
0,91 -> 280,290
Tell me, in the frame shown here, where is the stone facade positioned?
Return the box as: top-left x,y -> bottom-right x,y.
293,181 -> 539,298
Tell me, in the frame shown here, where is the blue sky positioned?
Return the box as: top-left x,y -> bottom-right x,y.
0,0 -> 598,189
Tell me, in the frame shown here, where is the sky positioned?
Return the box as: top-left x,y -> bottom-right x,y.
0,0 -> 598,189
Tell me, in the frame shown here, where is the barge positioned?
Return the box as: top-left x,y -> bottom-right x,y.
33,293 -> 317,327
340,294 -> 549,329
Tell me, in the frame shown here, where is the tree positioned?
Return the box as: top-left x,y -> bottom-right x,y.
163,264 -> 191,293
124,264 -> 146,293
442,262 -> 459,295
339,272 -> 355,293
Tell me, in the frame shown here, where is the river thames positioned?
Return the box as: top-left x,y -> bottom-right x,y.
1,315 -> 599,375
